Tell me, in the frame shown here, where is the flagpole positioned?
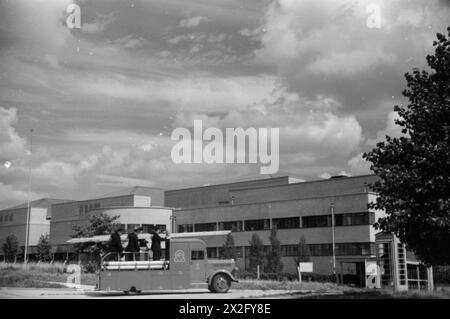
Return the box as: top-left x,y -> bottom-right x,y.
24,129 -> 33,264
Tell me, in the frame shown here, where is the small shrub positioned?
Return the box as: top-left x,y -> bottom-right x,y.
434,266 -> 450,284
82,261 -> 99,273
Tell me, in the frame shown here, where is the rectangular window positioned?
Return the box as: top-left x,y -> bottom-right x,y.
207,247 -> 218,259
218,220 -> 243,232
218,201 -> 230,205
307,243 -> 375,256
0,215 -> 3,223
178,224 -> 194,233
273,217 -> 300,229
195,222 -> 217,232
334,212 -> 373,226
191,250 -> 205,260
79,206 -> 84,215
302,215 -> 331,228
308,243 -> 332,256
94,203 -> 101,209
244,219 -> 270,231
9,214 -> 13,222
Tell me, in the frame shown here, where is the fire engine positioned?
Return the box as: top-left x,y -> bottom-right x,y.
67,231 -> 238,293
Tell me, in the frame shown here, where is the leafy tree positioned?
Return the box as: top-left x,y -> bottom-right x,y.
36,234 -> 52,262
220,233 -> 236,260
294,235 -> 311,265
363,27 -> 450,266
248,233 -> 265,274
1,234 -> 20,262
265,228 -> 283,273
72,212 -> 120,257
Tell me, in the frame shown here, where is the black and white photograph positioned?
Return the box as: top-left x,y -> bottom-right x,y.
0,0 -> 449,305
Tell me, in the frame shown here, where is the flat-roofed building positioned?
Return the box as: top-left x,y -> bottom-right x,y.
166,176 -> 375,284
0,198 -> 71,261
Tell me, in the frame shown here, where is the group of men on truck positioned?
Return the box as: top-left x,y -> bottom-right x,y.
107,226 -> 168,262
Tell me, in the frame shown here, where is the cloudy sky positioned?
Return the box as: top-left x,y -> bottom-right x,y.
0,0 -> 449,208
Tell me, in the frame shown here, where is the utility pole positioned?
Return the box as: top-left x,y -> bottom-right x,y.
24,129 -> 33,264
330,202 -> 338,284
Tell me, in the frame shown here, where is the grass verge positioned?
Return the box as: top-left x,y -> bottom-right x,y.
0,262 -> 97,288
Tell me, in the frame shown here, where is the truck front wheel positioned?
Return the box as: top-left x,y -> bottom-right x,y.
210,274 -> 231,293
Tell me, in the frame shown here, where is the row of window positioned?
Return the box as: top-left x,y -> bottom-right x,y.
205,242 -> 376,259
0,214 -> 14,224
178,212 -> 375,233
207,247 -> 245,259
78,203 -> 101,215
116,223 -> 167,234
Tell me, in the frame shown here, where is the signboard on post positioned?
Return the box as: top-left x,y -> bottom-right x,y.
299,262 -> 313,272
297,262 -> 313,283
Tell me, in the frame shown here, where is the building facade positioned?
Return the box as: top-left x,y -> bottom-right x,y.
166,175 -> 433,290
49,187 -> 172,260
0,198 -> 70,261
166,175 -> 383,285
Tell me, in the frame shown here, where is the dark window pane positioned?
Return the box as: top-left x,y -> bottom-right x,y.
207,247 -> 218,259
195,223 -> 217,232
178,224 -> 194,233
302,215 -> 331,228
191,250 -> 205,260
273,217 -> 300,229
219,221 -> 243,232
244,219 -> 270,231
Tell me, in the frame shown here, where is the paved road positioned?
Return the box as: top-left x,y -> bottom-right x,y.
0,287 -> 309,299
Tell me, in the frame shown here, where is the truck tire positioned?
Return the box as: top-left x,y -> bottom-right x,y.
129,286 -> 142,294
210,273 -> 231,293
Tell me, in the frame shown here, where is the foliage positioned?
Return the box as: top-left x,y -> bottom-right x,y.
265,228 -> 283,273
220,233 -> 237,260
36,234 -> 52,262
294,235 -> 311,264
248,233 -> 265,274
1,234 -> 20,262
434,265 -> 450,284
72,212 -> 120,256
363,27 -> 450,266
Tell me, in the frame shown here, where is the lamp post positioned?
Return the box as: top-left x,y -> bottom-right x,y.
24,129 -> 33,264
330,202 -> 338,284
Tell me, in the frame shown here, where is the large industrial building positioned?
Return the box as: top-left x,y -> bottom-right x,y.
0,175 -> 434,290
166,175 -> 433,290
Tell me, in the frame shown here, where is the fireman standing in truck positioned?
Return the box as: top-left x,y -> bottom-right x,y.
107,228 -> 124,261
125,226 -> 140,261
150,227 -> 164,261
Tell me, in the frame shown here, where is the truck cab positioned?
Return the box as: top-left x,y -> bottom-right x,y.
99,238 -> 238,293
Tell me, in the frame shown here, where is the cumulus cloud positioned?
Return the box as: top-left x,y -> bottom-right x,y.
81,12 -> 116,34
254,0 -> 450,120
0,107 -> 26,162
348,153 -> 372,175
179,16 -> 209,28
367,111 -> 404,146
0,182 -> 44,209
1,0 -> 448,208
